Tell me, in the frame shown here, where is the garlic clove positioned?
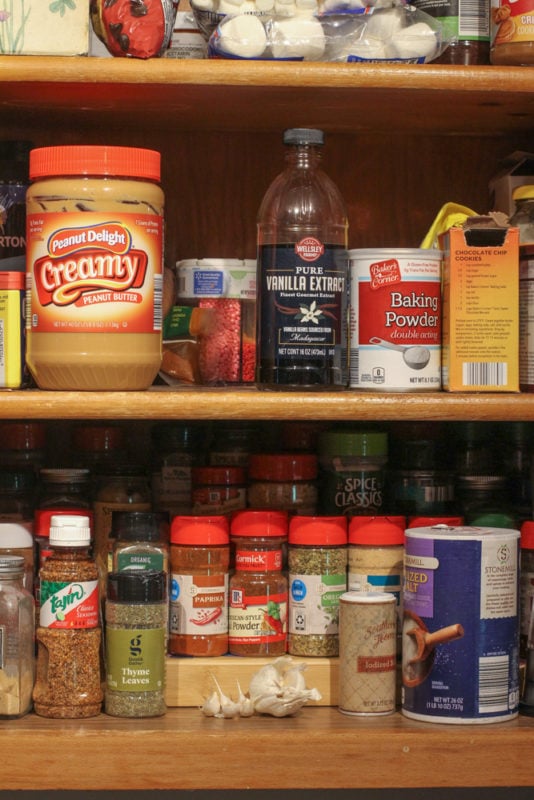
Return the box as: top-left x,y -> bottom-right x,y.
201,690 -> 222,717
236,680 -> 255,717
212,676 -> 242,719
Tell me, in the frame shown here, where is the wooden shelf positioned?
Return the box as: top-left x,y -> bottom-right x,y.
0,386 -> 532,422
0,706 -> 532,791
0,57 -> 533,135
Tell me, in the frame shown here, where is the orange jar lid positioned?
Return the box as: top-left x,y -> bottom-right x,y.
29,145 -> 161,181
230,509 -> 288,538
248,453 -> 318,481
171,515 -> 229,545
289,515 -> 347,545
348,515 -> 405,545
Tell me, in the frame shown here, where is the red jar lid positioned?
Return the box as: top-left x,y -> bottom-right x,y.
192,467 -> 246,485
348,515 -> 405,545
0,421 -> 46,450
248,454 -> 318,481
230,509 -> 288,538
72,424 -> 126,452
521,521 -> 534,550
289,515 -> 347,545
34,508 -> 94,539
408,515 -> 464,528
171,515 -> 229,545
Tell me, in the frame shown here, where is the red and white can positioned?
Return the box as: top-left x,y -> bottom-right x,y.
349,248 -> 442,391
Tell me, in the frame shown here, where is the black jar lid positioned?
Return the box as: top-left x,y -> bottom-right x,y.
107,570 -> 167,603
111,511 -> 169,542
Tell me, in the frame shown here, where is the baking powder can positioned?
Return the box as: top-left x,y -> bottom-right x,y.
402,525 -> 520,724
349,248 -> 442,391
338,590 -> 397,715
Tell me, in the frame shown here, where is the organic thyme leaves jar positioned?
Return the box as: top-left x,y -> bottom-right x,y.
288,515 -> 347,658
169,515 -> 230,657
105,570 -> 167,718
318,429 -> 388,517
25,145 -> 164,391
247,453 -> 318,515
33,514 -> 103,719
229,509 -> 288,657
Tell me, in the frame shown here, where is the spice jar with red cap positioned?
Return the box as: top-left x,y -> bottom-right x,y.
191,466 -> 247,516
288,515 -> 347,657
169,515 -> 230,657
229,509 -> 288,656
247,453 -> 318,515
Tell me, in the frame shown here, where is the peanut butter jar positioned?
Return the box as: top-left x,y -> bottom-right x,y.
26,145 -> 164,390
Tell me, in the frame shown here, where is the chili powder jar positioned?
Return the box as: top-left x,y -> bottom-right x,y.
169,515 -> 230,657
33,514 -> 103,718
229,509 -> 288,657
288,515 -> 347,658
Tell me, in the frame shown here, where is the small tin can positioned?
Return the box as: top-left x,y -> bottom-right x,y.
349,248 -> 442,391
338,590 -> 397,716
402,525 -> 520,724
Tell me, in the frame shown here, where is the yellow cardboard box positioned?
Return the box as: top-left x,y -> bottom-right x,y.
0,2 -> 89,56
440,221 -> 520,392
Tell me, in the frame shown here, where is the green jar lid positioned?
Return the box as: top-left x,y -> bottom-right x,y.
319,430 -> 388,457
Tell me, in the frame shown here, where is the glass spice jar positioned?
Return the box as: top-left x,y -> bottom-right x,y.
33,514 -> 103,718
111,511 -> 169,575
287,515 -> 348,658
191,466 -> 247,516
105,570 -> 167,718
229,509 -> 288,657
150,421 -> 207,518
0,554 -> 35,718
247,453 -> 318,515
169,515 -> 230,657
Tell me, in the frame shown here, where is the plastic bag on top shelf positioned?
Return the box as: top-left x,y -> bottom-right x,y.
206,0 -> 450,62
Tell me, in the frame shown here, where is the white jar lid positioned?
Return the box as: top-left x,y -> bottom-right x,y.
49,514 -> 91,546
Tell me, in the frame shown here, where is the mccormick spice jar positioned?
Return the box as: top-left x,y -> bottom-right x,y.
25,145 -> 164,391
229,509 -> 288,657
33,514 -> 103,718
247,453 -> 318,515
169,515 -> 230,657
105,570 -> 167,718
287,515 -> 347,657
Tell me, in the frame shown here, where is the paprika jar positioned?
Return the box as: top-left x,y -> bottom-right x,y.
229,509 -> 288,657
169,515 -> 230,657
25,145 -> 164,390
191,466 -> 247,516
288,515 -> 347,658
247,453 -> 318,515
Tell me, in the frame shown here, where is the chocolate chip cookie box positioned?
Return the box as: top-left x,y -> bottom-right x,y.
0,2 -> 89,56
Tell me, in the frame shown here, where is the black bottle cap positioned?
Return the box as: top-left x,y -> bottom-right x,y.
107,570 -> 166,603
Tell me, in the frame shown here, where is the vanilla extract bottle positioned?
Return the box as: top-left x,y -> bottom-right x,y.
256,128 -> 349,390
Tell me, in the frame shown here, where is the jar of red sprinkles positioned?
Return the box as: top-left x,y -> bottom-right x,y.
175,258 -> 256,385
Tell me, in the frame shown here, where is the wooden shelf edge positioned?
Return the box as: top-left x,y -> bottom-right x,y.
1,56 -> 533,94
0,707 -> 533,790
0,387 -> 533,422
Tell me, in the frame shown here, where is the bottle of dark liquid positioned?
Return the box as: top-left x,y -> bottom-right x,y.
256,128 -> 349,390
412,0 -> 490,64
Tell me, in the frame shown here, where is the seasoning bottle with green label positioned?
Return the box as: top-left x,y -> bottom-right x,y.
105,570 -> 167,718
318,428 -> 388,517
288,515 -> 347,657
111,511 -> 169,575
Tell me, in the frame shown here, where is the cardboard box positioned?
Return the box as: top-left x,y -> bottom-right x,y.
440,219 -> 520,392
489,152 -> 534,217
1,3 -> 89,56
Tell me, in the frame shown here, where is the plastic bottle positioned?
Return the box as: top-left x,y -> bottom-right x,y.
0,555 -> 35,718
105,570 -> 167,718
169,515 -> 230,656
25,145 -> 164,391
229,509 -> 288,656
33,514 -> 103,718
256,128 -> 349,390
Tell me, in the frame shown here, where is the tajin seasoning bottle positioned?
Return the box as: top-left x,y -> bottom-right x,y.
256,128 -> 349,390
